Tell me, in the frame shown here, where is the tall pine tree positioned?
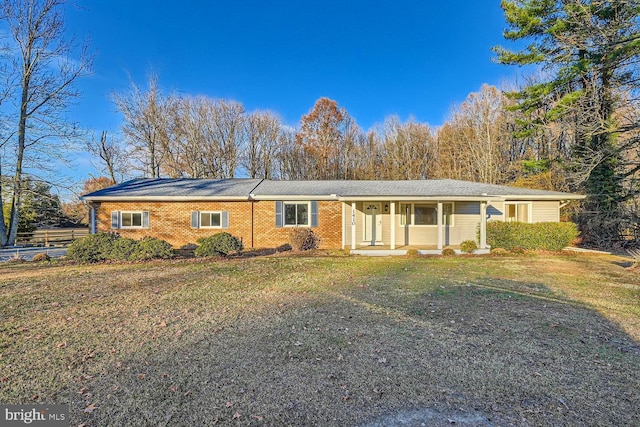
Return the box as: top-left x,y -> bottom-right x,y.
494,0 -> 640,248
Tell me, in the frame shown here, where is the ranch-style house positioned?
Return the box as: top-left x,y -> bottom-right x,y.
81,178 -> 584,255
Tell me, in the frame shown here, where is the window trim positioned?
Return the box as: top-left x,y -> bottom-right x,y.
399,202 -> 455,227
199,211 -> 223,229
283,201 -> 311,227
504,202 -> 532,223
120,211 -> 145,229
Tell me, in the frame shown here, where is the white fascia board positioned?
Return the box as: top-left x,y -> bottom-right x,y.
338,196 -> 505,202
81,196 -> 250,202
250,195 -> 339,201
502,194 -> 585,201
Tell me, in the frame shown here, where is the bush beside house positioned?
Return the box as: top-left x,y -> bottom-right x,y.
195,233 -> 243,257
67,233 -> 175,263
487,222 -> 578,251
288,228 -> 321,251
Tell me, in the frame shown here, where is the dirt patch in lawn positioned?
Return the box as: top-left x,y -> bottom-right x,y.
0,254 -> 639,426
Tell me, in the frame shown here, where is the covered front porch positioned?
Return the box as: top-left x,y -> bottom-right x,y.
341,199 -> 493,253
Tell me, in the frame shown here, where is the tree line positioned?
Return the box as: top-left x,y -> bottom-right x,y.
1,0 -> 639,249
98,80 -> 541,185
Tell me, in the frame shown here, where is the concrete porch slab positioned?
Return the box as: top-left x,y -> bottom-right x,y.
350,248 -> 491,256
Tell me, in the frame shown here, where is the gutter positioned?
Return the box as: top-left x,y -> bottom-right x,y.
81,195 -> 251,202
338,196 -> 505,202
250,194 -> 339,201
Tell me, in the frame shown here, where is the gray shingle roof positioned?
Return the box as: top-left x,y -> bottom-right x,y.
82,178 -> 262,200
82,178 -> 583,200
253,179 -> 581,199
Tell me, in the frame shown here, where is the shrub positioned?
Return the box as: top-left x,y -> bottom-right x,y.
195,232 -> 243,257
32,253 -> 51,262
276,243 -> 292,252
406,248 -> 420,257
67,233 -> 174,263
460,240 -> 478,253
132,237 -> 175,260
490,248 -> 509,256
67,232 -> 119,263
288,228 -> 321,251
108,237 -> 139,261
487,221 -> 578,251
441,247 -> 456,256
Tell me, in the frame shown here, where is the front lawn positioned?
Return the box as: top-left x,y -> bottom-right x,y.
0,253 -> 638,425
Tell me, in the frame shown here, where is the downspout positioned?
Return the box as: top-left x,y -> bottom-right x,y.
247,179 -> 264,250
251,200 -> 255,248
90,203 -> 96,234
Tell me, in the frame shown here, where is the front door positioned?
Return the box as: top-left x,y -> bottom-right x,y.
364,203 -> 382,245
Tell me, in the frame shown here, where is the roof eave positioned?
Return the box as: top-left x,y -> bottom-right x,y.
81,196 -> 250,202
249,195 -> 339,201
338,196 -> 506,202
502,194 -> 585,201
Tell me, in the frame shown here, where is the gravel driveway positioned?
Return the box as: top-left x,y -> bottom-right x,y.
0,247 -> 68,262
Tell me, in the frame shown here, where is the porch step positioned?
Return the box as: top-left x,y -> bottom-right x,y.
350,248 -> 491,256
350,249 -> 407,256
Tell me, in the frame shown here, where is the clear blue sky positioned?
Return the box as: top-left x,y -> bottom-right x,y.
62,0 -> 522,182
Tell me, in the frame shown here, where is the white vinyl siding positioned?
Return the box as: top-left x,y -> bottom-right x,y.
531,201 -> 560,222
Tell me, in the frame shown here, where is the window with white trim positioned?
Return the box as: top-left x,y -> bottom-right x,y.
190,211 -> 229,229
200,211 -> 222,228
414,204 -> 437,225
111,211 -> 149,229
505,203 -> 530,223
401,203 -> 454,226
121,211 -> 143,228
284,202 -> 309,226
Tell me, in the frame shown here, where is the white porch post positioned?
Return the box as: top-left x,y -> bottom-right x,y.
390,201 -> 396,250
351,202 -> 357,250
437,201 -> 443,250
480,201 -> 488,249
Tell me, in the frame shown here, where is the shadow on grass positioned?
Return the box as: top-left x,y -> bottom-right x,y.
72,272 -> 640,426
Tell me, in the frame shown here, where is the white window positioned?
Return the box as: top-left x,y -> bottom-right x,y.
191,211 -> 229,229
414,204 -> 437,225
505,203 -> 531,223
200,211 -> 222,228
401,203 -> 454,226
284,202 -> 310,226
111,211 -> 149,229
121,211 -> 143,228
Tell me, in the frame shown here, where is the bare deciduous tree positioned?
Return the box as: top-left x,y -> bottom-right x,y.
242,110 -> 282,179
85,131 -> 129,183
113,73 -> 173,179
0,0 -> 92,246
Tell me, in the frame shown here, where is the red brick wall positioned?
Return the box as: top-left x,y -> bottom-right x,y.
252,201 -> 342,249
93,200 -> 343,249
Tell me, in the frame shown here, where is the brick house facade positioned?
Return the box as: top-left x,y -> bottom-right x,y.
94,200 -> 343,249
83,178 -> 583,253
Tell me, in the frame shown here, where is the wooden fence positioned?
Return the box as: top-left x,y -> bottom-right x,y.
14,228 -> 89,247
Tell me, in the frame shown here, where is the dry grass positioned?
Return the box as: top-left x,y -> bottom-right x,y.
0,253 -> 639,426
